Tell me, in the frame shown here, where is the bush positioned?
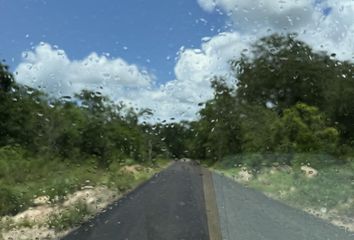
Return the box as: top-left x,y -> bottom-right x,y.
107,171 -> 135,191
0,186 -> 30,216
272,103 -> 339,156
44,178 -> 79,202
0,146 -> 25,179
48,202 -> 91,231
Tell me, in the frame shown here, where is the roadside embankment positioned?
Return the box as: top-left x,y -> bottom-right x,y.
213,156 -> 354,233
0,159 -> 170,240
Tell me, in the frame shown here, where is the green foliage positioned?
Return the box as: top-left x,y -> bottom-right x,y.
0,62 -> 14,92
48,202 -> 91,232
151,121 -> 194,159
1,32 -> 354,221
232,33 -> 330,111
0,61 -> 158,166
0,187 -> 24,216
189,33 -> 352,168
0,62 -> 168,217
190,78 -> 242,162
0,144 -> 166,217
272,103 -> 339,157
239,104 -> 278,153
249,164 -> 354,212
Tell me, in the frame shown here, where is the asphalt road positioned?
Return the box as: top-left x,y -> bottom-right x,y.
213,173 -> 354,240
62,162 -> 209,240
62,162 -> 353,240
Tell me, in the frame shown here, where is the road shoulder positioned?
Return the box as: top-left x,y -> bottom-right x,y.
202,168 -> 222,240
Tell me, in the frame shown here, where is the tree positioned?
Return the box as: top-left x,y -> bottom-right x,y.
0,62 -> 14,93
239,104 -> 278,153
322,61 -> 354,143
192,78 -> 242,161
187,33 -> 350,167
271,103 -> 339,156
233,33 -> 333,112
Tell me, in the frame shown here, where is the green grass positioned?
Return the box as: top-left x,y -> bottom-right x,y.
247,166 -> 354,212
48,202 -> 91,232
0,144 -> 170,235
214,154 -> 354,217
0,146 -> 170,219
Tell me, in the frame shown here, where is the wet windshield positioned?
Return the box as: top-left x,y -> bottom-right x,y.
0,1 -> 354,239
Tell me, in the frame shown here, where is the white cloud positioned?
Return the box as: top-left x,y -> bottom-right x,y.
14,34 -> 250,122
176,0 -> 354,119
173,32 -> 249,102
16,43 -> 152,97
196,0 -> 354,60
14,0 -> 354,122
198,0 -> 315,32
9,43 -> 196,122
298,0 -> 354,60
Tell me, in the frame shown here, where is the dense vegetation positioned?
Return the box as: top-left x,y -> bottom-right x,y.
163,33 -> 354,169
1,33 -> 354,221
157,34 -> 354,220
0,62 -> 170,217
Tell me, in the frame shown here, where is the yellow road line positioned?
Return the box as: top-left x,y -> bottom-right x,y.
202,168 -> 222,240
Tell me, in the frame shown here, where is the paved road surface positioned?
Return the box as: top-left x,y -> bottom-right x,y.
213,173 -> 354,240
62,162 -> 209,240
62,162 -> 354,240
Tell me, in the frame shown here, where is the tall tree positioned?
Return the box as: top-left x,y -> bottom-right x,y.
232,33 -> 333,112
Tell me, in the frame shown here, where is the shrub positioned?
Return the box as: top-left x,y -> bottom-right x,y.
48,202 -> 91,231
0,186 -> 30,216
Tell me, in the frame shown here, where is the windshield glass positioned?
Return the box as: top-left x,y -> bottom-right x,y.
1,1 -> 354,239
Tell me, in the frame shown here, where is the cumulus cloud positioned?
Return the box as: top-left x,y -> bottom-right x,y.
14,0 -> 354,122
196,0 -> 354,60
168,0 -> 354,120
137,32 -> 249,121
173,32 -> 249,102
12,42 -> 211,121
299,0 -> 354,60
15,43 -> 152,97
14,32 -> 250,122
197,0 -> 315,32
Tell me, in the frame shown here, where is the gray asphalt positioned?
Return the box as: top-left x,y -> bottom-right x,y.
62,162 -> 209,240
61,162 -> 354,240
213,172 -> 354,240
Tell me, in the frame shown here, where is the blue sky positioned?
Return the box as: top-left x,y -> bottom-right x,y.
0,0 -> 226,84
2,0 -> 352,121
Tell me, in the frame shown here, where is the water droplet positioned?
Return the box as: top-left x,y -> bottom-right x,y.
57,50 -> 65,56
103,73 -> 111,78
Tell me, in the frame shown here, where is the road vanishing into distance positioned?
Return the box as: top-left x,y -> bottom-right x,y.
62,162 -> 354,240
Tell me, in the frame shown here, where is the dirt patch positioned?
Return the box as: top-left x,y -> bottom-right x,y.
63,186 -> 117,212
237,168 -> 254,182
120,164 -> 142,174
12,205 -> 57,224
2,227 -> 58,240
1,186 -> 118,240
120,164 -> 153,175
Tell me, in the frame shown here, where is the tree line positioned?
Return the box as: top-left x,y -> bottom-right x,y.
159,34 -> 354,168
1,33 -> 354,171
0,63 -> 171,169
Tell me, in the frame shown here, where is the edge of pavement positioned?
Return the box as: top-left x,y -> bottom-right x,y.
202,167 -> 223,240
60,160 -> 175,239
